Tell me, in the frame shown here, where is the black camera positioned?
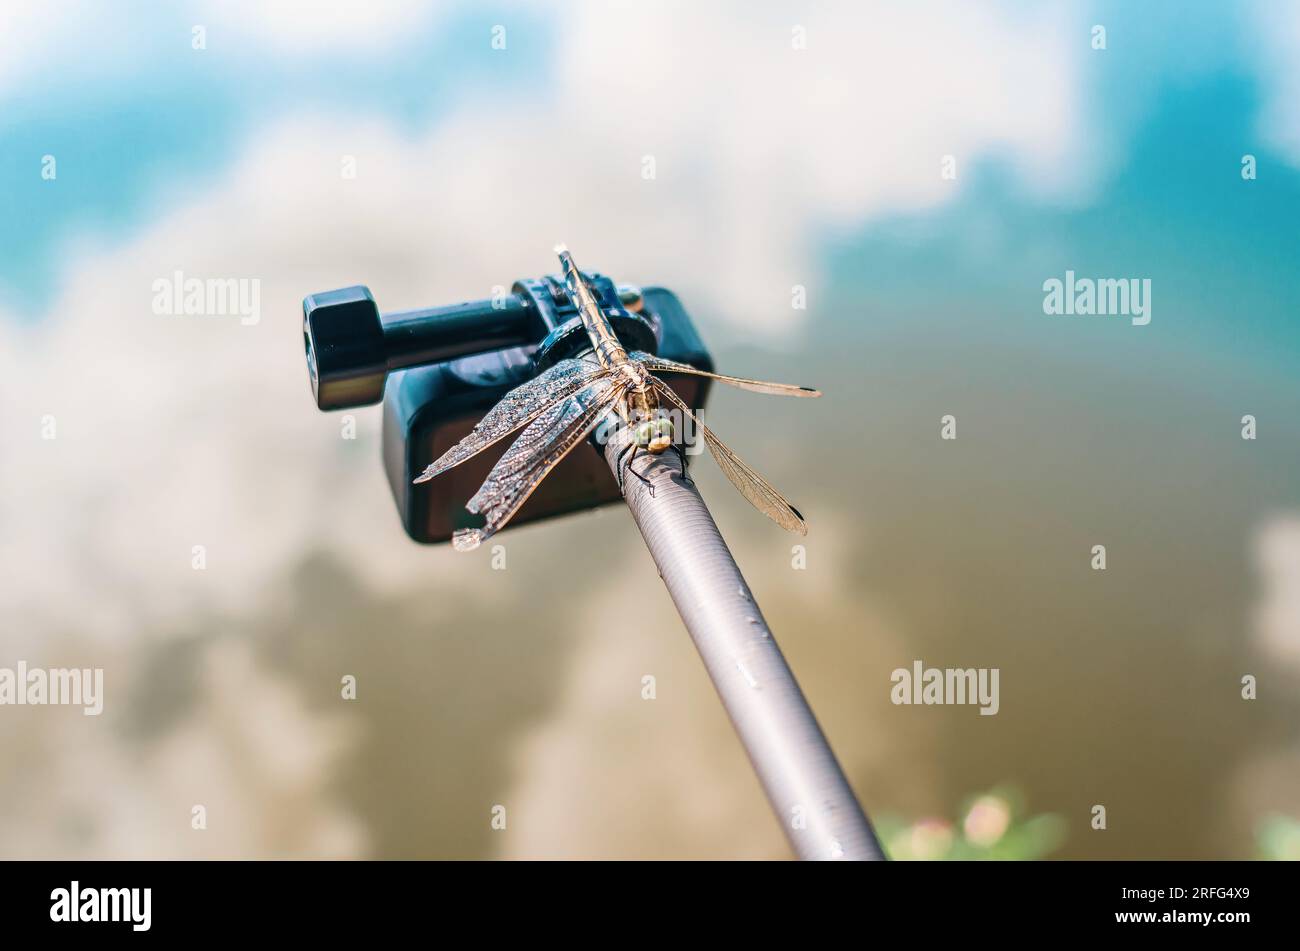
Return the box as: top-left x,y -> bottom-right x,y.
303,272 -> 714,543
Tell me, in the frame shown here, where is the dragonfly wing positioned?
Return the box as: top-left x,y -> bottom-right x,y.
654,379 -> 808,535
413,356 -> 609,484
631,351 -> 821,398
452,376 -> 627,551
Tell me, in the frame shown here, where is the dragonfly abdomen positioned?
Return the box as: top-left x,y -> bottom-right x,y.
594,337 -> 630,369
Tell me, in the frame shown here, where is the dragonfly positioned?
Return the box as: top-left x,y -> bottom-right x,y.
414,244 -> 822,551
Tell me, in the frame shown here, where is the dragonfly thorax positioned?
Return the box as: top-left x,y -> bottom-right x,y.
621,367 -> 672,453
616,361 -> 649,387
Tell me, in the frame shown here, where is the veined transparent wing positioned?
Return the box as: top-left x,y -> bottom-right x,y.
453,376 -> 628,551
630,351 -> 821,398
654,380 -> 808,535
414,356 -> 610,484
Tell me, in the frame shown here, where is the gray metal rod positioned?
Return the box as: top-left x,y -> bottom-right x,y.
604,439 -> 885,861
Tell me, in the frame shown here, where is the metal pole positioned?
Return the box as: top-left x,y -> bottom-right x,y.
604,439 -> 885,861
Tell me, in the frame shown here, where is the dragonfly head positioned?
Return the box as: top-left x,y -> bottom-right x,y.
635,416 -> 674,454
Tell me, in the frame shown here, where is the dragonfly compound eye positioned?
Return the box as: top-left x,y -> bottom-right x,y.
635,421 -> 655,446
648,417 -> 674,454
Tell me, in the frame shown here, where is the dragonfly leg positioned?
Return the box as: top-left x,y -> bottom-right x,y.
674,443 -> 694,486
614,442 -> 632,493
620,443 -> 655,497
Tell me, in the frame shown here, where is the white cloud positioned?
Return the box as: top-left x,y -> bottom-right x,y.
0,641 -> 365,859
543,0 -> 1091,326
1245,1 -> 1300,163
197,0 -> 442,54
1252,514 -> 1300,667
0,1 -> 444,97
0,3 -> 97,91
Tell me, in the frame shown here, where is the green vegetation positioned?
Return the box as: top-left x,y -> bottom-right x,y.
878,787 -> 1065,860
1257,815 -> 1300,860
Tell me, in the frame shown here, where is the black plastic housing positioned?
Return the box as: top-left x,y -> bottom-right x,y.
382,286 -> 713,544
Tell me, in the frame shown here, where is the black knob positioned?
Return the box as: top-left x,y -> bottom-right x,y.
303,285 -> 534,410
